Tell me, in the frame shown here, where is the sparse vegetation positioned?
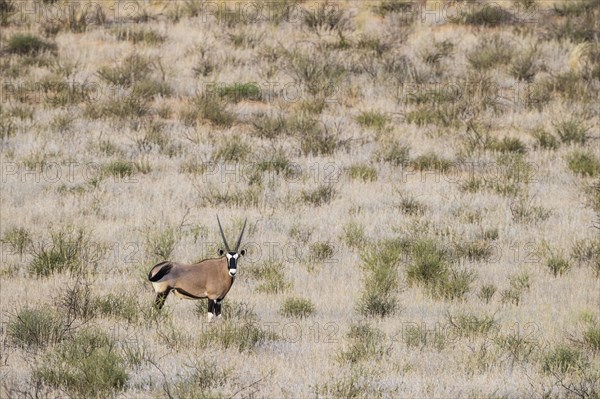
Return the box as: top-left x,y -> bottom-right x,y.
1,1 -> 599,397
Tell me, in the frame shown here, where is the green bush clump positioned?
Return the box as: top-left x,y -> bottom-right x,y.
28,227 -> 91,277
358,238 -> 404,317
7,307 -> 70,348
33,328 -> 128,398
279,297 -> 316,319
7,34 -> 55,55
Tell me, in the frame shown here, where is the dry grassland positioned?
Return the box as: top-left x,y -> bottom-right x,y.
0,0 -> 599,397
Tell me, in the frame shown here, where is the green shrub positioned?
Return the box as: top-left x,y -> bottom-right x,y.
7,307 -> 70,348
490,154 -> 533,197
467,35 -> 514,70
32,328 -> 128,398
510,48 -> 538,82
501,271 -> 531,305
342,221 -> 368,249
6,34 -> 55,55
406,239 -> 475,301
246,260 -> 291,294
103,160 -> 135,178
433,268 -> 476,301
494,330 -> 537,364
454,240 -> 494,262
583,322 -> 600,352
478,283 -> 497,304
542,345 -> 583,374
531,128 -> 559,150
358,238 -> 403,317
567,151 -> 600,177
510,195 -> 552,224
547,255 -> 571,277
373,140 -> 410,166
373,0 -> 415,17
253,148 -> 297,180
410,152 -> 453,172
282,48 -> 345,98
555,117 -> 590,145
356,111 -> 389,130
337,323 -> 386,364
397,194 -> 426,216
28,227 -> 91,277
405,323 -> 447,351
93,293 -> 140,323
217,82 -> 261,102
297,120 -> 340,156
1,226 -> 31,256
145,227 -> 178,261
447,311 -> 497,337
309,241 -> 335,262
489,137 -> 527,154
212,136 -> 249,163
405,105 -> 460,128
184,95 -> 236,128
280,297 -> 316,319
406,239 -> 448,287
348,163 -> 377,182
301,184 -> 336,206
97,53 -> 154,88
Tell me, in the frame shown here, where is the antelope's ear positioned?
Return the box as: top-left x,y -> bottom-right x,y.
240,249 -> 246,256
218,249 -> 225,256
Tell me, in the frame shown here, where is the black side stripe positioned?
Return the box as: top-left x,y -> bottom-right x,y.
148,262 -> 173,282
174,287 -> 204,299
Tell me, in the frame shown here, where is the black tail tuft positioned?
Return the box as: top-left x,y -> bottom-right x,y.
148,261 -> 173,282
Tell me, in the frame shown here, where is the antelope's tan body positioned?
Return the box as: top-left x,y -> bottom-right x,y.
148,257 -> 234,300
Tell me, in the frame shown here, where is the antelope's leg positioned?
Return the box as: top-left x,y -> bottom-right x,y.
154,291 -> 169,310
207,299 -> 215,322
215,300 -> 222,318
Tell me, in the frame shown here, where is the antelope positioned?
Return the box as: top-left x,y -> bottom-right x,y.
148,216 -> 247,321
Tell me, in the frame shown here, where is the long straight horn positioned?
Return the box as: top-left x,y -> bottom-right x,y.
217,215 -> 231,252
235,219 -> 247,251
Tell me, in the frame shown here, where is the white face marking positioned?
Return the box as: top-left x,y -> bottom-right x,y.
233,253 -> 239,259
226,253 -> 232,260
229,269 -> 237,277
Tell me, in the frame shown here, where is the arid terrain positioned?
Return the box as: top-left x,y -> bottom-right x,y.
0,0 -> 599,397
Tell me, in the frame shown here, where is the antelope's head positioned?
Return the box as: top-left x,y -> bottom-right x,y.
217,216 -> 247,277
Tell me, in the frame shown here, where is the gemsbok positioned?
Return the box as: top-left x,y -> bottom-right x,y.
148,216 -> 247,321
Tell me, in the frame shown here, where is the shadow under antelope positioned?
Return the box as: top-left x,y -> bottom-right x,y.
147,216 -> 247,321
